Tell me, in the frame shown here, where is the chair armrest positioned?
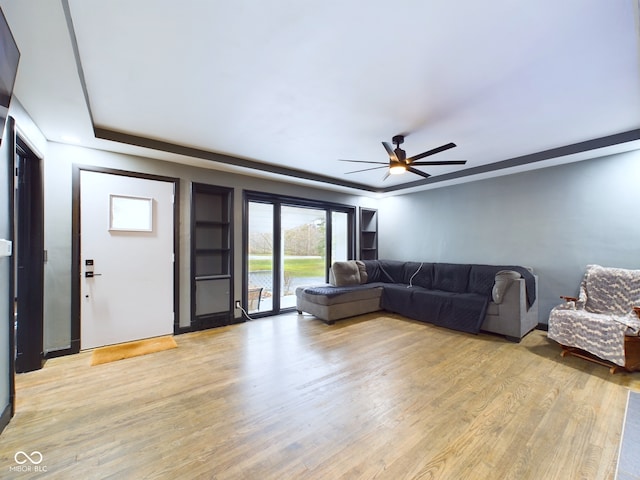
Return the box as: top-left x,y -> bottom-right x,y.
633,306 -> 640,319
560,296 -> 578,302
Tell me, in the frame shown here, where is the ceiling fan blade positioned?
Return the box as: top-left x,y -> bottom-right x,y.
338,159 -> 388,165
407,142 -> 457,162
382,142 -> 399,162
407,166 -> 431,179
410,160 -> 467,166
382,170 -> 391,181
344,166 -> 389,174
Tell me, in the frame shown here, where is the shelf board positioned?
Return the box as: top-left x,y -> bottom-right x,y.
194,221 -> 230,226
195,274 -> 231,281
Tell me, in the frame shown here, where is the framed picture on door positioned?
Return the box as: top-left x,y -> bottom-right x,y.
109,194 -> 153,232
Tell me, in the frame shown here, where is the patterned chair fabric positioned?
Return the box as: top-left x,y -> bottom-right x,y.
548,265 -> 640,366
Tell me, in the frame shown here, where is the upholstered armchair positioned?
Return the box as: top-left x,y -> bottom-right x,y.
548,264 -> 640,373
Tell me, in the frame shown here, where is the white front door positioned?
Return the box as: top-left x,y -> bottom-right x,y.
80,170 -> 175,349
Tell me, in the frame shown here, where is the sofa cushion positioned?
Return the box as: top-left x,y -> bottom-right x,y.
330,260 -> 361,286
433,263 -> 470,293
377,260 -> 406,283
468,265 -> 501,296
402,262 -> 433,289
361,260 -> 382,283
296,283 -> 384,306
381,284 -> 488,334
356,260 -> 368,284
412,288 -> 489,334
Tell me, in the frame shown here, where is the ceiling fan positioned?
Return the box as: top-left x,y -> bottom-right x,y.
340,135 -> 466,180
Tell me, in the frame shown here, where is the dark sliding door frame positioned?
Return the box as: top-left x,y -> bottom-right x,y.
243,191 -> 355,317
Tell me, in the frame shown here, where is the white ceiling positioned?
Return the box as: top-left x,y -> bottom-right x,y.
2,0 -> 640,194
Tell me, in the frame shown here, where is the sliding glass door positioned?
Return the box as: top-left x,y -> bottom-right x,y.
280,206 -> 326,309
245,193 -> 354,316
331,211 -> 349,265
247,201 -> 274,314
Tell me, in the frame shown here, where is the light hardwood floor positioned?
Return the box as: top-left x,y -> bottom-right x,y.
1,312 -> 639,479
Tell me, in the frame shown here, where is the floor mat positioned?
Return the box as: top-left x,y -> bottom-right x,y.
90,336 -> 177,366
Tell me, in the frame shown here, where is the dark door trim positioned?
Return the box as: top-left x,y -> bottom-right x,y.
67,164 -> 180,356
4,117 -> 16,424
14,132 -> 44,373
67,165 -> 180,355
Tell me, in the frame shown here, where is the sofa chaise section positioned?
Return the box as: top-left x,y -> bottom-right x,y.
295,283 -> 384,325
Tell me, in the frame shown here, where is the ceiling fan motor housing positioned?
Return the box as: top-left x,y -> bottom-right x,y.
394,148 -> 406,162
392,135 -> 405,145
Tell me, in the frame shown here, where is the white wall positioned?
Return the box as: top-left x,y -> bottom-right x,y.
378,150 -> 640,323
43,143 -> 370,352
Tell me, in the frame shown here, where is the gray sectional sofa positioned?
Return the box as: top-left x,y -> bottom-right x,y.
296,259 -> 539,342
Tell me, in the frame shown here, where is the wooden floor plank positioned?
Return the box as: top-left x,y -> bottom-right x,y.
1,312 -> 639,479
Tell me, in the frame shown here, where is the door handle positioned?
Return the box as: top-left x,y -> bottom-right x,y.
85,272 -> 102,278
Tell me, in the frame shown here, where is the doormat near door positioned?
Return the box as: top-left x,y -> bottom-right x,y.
616,390 -> 640,480
90,335 -> 177,366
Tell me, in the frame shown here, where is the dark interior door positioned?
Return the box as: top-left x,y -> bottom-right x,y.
14,138 -> 44,373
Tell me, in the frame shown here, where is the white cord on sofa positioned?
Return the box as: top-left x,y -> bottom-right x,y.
408,262 -> 423,288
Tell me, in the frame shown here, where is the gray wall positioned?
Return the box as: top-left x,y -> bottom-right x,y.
22,111 -> 640,352
378,150 -> 640,324
43,142 -> 373,353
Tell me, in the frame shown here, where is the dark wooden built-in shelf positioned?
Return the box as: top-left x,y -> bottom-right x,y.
359,207 -> 378,260
191,183 -> 237,330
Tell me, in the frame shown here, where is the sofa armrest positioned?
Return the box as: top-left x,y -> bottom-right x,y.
492,270 -> 522,304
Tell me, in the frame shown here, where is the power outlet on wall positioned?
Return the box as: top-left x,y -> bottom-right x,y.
235,300 -> 241,309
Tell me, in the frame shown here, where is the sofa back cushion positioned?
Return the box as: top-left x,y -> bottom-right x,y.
468,265 -> 500,296
356,261 -> 368,283
361,260 -> 382,283
402,262 -> 433,288
433,263 -> 471,293
583,264 -> 640,315
377,260 -> 406,283
330,260 -> 365,286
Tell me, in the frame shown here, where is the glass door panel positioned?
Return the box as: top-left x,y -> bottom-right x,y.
247,202 -> 274,313
280,206 -> 326,309
331,211 -> 349,265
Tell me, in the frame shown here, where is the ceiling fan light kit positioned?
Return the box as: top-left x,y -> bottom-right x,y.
389,160 -> 407,175
340,134 -> 467,181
